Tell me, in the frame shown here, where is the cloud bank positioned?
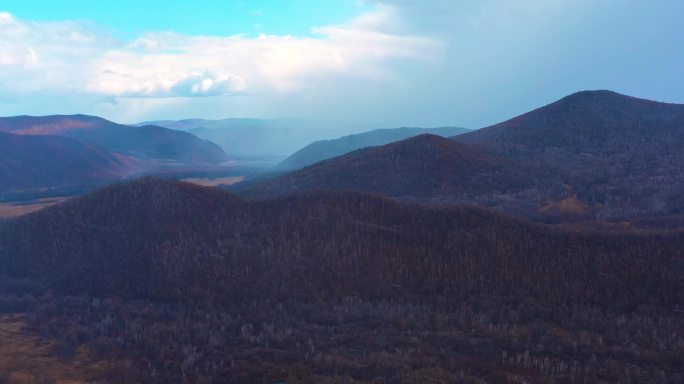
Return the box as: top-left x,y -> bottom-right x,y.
0,6 -> 440,100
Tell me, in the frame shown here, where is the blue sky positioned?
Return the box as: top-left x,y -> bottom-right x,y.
0,0 -> 682,131
5,0 -> 371,38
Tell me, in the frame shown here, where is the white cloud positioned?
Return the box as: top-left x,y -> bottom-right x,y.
2,1 -> 682,128
0,11 -> 113,98
0,7 -> 441,100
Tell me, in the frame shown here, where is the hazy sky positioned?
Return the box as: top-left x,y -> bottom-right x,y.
0,0 -> 682,129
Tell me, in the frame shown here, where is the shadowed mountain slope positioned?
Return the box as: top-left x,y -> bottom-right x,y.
455,90 -> 684,222
0,132 -> 140,194
457,90 -> 684,149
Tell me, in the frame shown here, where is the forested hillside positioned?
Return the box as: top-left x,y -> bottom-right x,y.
1,178 -> 682,382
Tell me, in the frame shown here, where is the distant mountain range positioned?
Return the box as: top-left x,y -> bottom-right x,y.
0,115 -> 228,164
277,126 -> 470,170
0,115 -> 229,195
138,118 -> 323,159
4,90 -> 683,226
236,91 -> 684,227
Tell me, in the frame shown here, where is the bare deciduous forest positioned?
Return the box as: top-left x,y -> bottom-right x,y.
1,178 -> 682,383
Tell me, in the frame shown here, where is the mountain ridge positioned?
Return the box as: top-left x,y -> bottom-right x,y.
277,126 -> 471,170
0,114 -> 229,164
237,134 -> 508,200
457,90 -> 684,148
236,90 -> 684,226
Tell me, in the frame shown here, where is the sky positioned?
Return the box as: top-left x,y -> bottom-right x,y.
0,0 -> 683,130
